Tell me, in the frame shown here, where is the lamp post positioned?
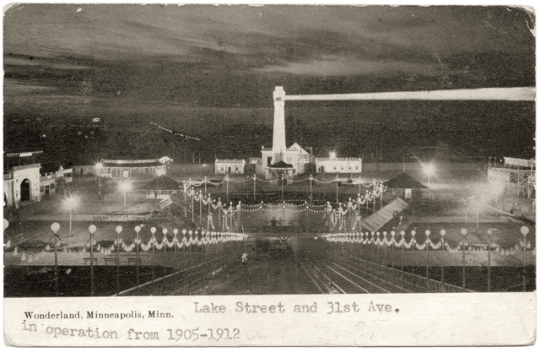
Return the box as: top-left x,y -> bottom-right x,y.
115,225 -> 122,294
253,174 -> 256,201
218,198 -> 222,232
182,229 -> 187,265
424,163 -> 435,185
3,219 -> 9,266
88,224 -> 97,296
202,231 -> 207,262
63,195 -> 79,238
359,232 -> 363,266
309,174 -> 313,201
51,222 -> 60,296
162,228 -> 168,255
376,232 -> 380,265
230,202 -> 234,232
151,227 -> 156,280
135,225 -> 141,287
305,202 -> 309,234
401,231 -> 405,289
199,191 -> 203,228
425,230 -> 430,292
259,202 -> 264,233
440,230 -> 446,286
521,226 -> 529,292
173,228 -> 178,260
207,193 -> 212,231
391,230 -> 395,288
204,176 -> 207,195
486,229 -> 492,292
372,181 -> 377,212
461,228 -> 467,289
95,162 -> 103,176
225,175 -> 229,203
335,176 -> 339,204
191,185 -> 195,223
281,173 -> 285,201
119,181 -> 131,208
382,231 -> 387,267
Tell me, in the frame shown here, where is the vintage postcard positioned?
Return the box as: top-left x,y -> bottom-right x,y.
2,3 -> 536,347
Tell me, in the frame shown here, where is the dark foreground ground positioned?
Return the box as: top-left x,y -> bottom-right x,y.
4,250 -> 535,296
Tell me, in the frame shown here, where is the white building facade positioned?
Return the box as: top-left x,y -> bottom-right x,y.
4,164 -> 41,208
315,157 -> 362,174
95,159 -> 166,178
260,142 -> 311,178
215,159 -> 246,174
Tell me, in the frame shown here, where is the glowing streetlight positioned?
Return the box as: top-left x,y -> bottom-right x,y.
63,195 -> 79,237
329,151 -> 337,159
469,196 -> 485,234
423,163 -> 435,184
51,222 -> 60,296
88,224 -> 97,296
156,168 -> 165,177
95,162 -> 103,177
119,181 -> 132,207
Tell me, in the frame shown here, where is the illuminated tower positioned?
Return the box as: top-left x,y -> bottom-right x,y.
272,86 -> 287,163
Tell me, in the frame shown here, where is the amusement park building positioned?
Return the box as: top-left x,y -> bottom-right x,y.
3,151 -> 73,209
315,157 -> 362,174
215,159 -> 246,174
260,142 -> 311,178
95,159 -> 167,179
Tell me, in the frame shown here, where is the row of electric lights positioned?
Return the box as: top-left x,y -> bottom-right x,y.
50,222 -> 242,238
327,226 -> 531,239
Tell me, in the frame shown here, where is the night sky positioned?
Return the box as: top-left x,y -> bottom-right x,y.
3,4 -> 536,165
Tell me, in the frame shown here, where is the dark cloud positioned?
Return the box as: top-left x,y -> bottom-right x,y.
3,4 -> 535,162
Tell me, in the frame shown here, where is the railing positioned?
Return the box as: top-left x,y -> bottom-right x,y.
115,253 -> 239,296
332,253 -> 474,293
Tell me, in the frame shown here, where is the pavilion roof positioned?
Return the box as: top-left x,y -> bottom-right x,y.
383,173 -> 428,189
268,160 -> 294,169
140,175 -> 181,190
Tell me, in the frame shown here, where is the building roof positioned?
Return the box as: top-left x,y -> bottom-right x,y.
361,198 -> 409,232
262,143 -> 310,154
103,161 -> 161,168
287,142 -> 308,154
384,173 -> 428,189
140,175 -> 181,190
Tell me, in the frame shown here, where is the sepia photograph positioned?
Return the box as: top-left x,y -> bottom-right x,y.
2,3 -> 536,346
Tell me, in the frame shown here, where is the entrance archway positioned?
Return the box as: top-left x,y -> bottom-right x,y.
20,178 -> 31,201
228,167 -> 231,174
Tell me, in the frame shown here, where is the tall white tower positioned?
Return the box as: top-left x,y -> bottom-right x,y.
272,86 -> 287,163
